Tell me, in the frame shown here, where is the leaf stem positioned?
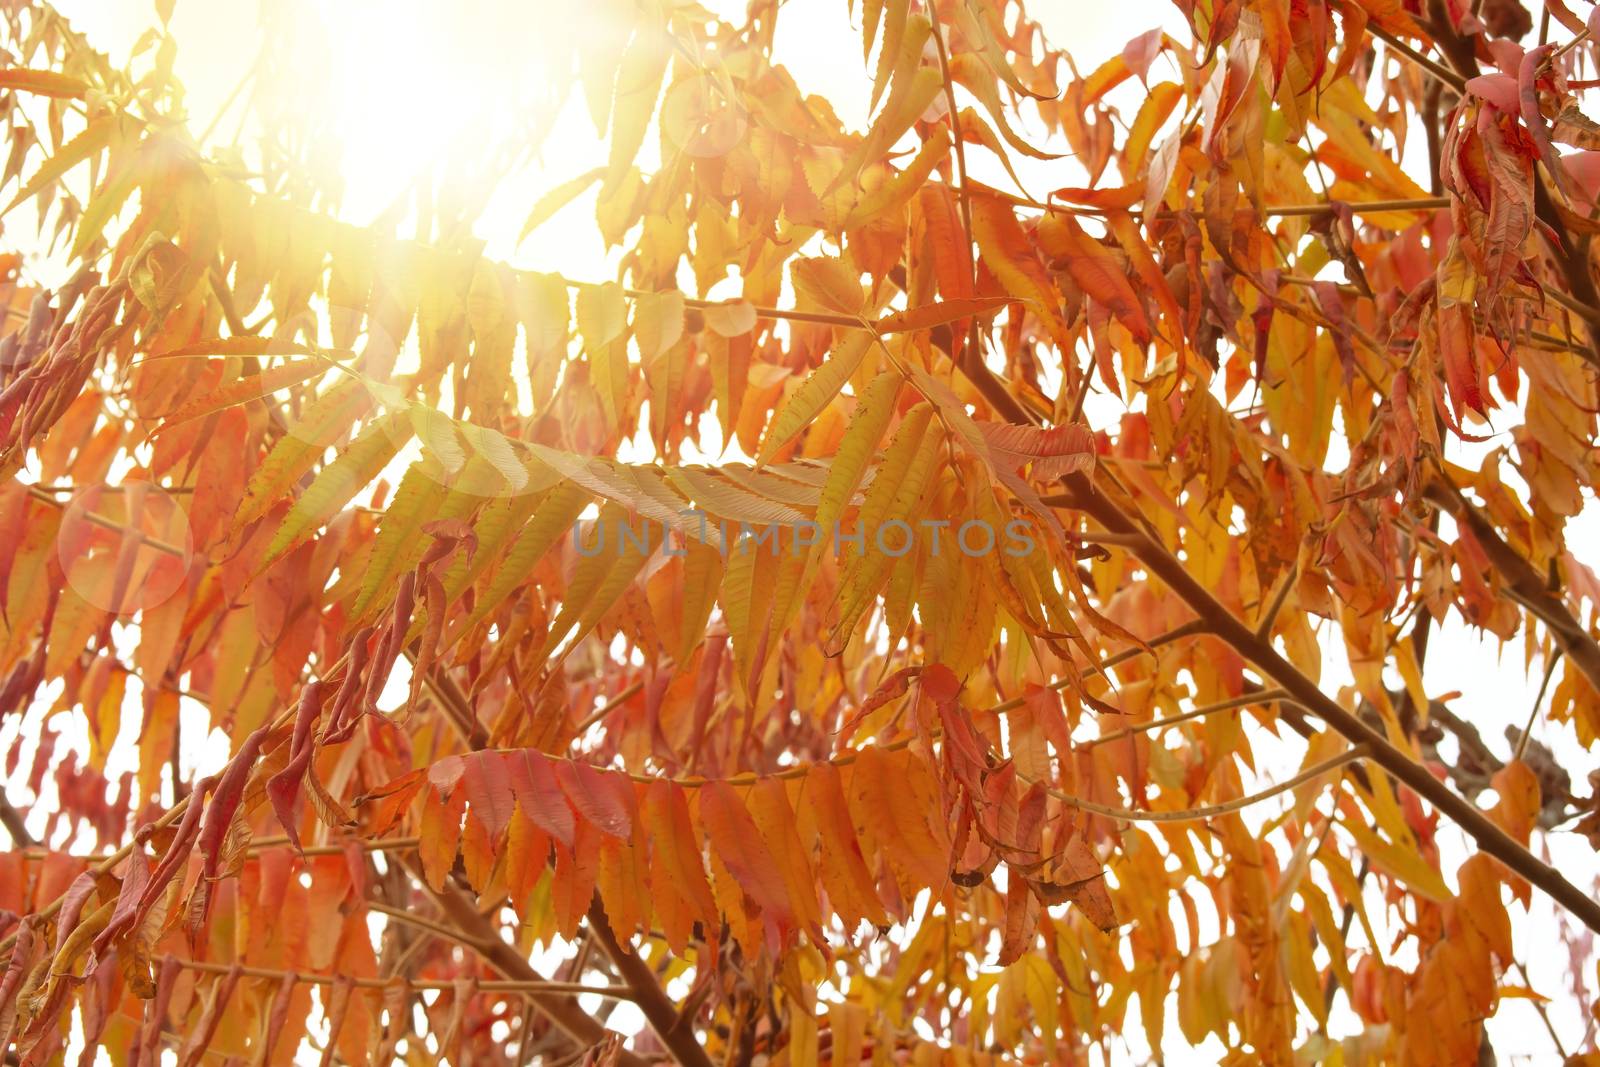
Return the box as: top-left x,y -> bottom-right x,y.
175,956 -> 634,998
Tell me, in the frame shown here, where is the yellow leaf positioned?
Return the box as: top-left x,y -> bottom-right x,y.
790,256 -> 864,315
703,298 -> 757,337
757,332 -> 873,466
261,411 -> 411,570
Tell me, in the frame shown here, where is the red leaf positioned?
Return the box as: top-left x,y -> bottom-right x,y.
977,421 -> 1097,479
462,751 -> 518,840
699,780 -> 795,929
1036,211 -> 1152,344
353,768 -> 428,837
266,682 -> 325,853
198,726 -> 269,883
556,760 -> 633,838
508,749 -> 576,847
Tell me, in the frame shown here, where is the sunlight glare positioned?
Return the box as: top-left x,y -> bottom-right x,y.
263,0 -> 580,228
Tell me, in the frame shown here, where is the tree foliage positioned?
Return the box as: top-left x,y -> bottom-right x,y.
1,0 -> 1600,1062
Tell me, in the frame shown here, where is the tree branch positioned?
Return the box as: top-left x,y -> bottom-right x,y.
586,900 -> 716,1067
1057,472 -> 1600,932
0,794 -> 34,849
1424,478 -> 1600,697
407,860 -> 650,1067
422,663 -> 710,1066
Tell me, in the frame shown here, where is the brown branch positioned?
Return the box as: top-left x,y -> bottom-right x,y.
407,860 -> 649,1067
1424,478 -> 1600,697
408,649 -> 489,749
965,181 -> 1450,220
422,667 -> 710,1066
0,794 -> 34,849
176,955 -> 633,998
587,901 -> 715,1067
27,486 -> 189,558
1057,472 -> 1600,932
573,679 -> 645,734
1367,24 -> 1467,89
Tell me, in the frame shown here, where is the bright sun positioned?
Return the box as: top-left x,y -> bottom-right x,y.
257,0 -> 586,243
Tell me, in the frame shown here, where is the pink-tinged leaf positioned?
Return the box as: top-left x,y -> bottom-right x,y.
920,663 -> 962,705
1036,211 -> 1152,344
556,761 -> 633,838
1022,684 -> 1073,753
198,726 -> 269,883
462,751 -> 518,840
149,359 -> 329,433
1487,38 -> 1527,75
977,421 -> 1097,479
1121,28 -> 1165,83
1564,151 -> 1600,204
699,779 -> 795,929
508,749 -> 576,846
88,848 -> 150,964
1519,46 -> 1571,194
429,754 -> 467,795
266,681 -> 324,852
253,972 -> 299,1067
1025,835 -> 1119,931
354,768 -> 429,837
1313,282 -> 1357,385
136,773 -> 212,923
0,920 -> 35,1049
834,666 -> 922,746
1465,73 -> 1518,112
52,872 -> 99,955
936,695 -> 990,797
1438,302 -> 1487,427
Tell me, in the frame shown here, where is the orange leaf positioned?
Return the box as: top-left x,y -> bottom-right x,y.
699,779 -> 796,930
803,762 -> 889,929
1036,210 -> 1152,344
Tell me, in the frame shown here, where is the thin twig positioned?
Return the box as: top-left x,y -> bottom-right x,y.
27,485 -> 189,558
175,956 -> 634,998
365,900 -> 493,951
1254,559 -> 1301,639
1514,959 -> 1570,1057
1514,651 -> 1563,763
573,680 -> 644,735
1368,25 -> 1467,89
1081,689 -> 1292,749
1036,745 -> 1368,823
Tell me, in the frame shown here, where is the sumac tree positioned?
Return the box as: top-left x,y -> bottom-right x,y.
1,0 -> 1599,1062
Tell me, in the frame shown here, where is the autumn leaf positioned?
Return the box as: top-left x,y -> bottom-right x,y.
6,0 -> 1598,1060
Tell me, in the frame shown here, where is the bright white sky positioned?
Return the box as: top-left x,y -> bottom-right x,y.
7,0 -> 1598,1062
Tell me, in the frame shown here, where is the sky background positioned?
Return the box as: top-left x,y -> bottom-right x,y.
4,0 -> 1597,1061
